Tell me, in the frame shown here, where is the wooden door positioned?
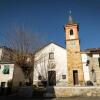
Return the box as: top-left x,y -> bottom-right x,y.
73,70 -> 79,85
48,71 -> 56,86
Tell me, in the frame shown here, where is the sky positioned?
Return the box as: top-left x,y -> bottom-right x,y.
0,0 -> 100,50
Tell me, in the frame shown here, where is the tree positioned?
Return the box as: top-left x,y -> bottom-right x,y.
1,26 -> 48,85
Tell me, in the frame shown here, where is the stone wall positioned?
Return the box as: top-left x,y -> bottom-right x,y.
67,40 -> 84,86
44,86 -> 100,97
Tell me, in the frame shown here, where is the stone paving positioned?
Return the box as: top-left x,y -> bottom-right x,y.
0,96 -> 100,100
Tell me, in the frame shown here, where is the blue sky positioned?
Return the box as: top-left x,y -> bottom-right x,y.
0,0 -> 100,50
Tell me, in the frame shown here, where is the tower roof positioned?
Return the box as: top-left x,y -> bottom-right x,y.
67,13 -> 77,25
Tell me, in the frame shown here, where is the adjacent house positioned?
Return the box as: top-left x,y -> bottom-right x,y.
0,62 -> 25,93
0,46 -> 25,94
83,48 -> 100,85
0,62 -> 14,88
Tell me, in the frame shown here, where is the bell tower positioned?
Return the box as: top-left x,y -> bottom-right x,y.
64,14 -> 84,86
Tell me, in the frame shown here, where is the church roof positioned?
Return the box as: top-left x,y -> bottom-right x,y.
34,42 -> 65,54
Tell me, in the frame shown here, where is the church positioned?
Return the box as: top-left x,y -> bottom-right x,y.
33,15 -> 100,87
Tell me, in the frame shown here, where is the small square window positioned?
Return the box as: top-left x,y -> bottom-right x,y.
62,75 -> 66,79
3,65 -> 10,74
49,52 -> 54,59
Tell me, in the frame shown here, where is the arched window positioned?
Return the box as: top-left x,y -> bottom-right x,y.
70,29 -> 73,35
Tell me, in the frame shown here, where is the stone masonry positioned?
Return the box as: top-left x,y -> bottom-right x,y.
64,17 -> 84,86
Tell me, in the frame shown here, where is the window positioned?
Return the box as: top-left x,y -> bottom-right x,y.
62,75 -> 66,79
49,52 -> 54,59
70,29 -> 73,35
3,65 -> 10,74
86,60 -> 90,66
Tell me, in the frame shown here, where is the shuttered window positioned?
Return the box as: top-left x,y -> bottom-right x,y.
3,65 -> 10,74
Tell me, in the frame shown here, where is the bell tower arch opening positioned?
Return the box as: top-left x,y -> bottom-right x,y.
70,29 -> 74,36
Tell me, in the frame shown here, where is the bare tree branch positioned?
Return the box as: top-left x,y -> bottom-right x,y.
0,27 -> 45,84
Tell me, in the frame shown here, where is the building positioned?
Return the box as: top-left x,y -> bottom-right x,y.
64,15 -> 100,86
0,62 -> 25,91
0,62 -> 14,89
33,15 -> 100,87
33,43 -> 67,87
64,15 -> 84,86
0,46 -> 25,94
0,62 -> 25,94
83,48 -> 100,85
